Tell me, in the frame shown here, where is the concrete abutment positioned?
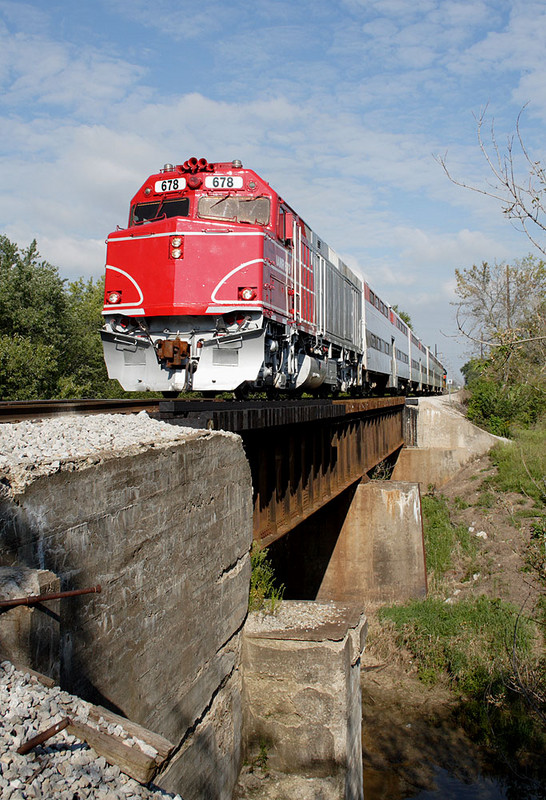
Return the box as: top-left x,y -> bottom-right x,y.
393,393 -> 507,488
1,430 -> 253,799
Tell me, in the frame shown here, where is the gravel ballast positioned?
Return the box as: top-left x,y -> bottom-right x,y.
0,412 -> 223,493
0,661 -> 181,800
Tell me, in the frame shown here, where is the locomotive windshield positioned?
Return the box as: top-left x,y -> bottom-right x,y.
198,195 -> 270,225
132,197 -> 190,225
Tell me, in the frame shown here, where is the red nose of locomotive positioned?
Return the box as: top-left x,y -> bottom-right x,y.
101,158 -> 272,393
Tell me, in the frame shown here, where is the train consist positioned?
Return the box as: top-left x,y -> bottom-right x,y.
101,158 -> 445,397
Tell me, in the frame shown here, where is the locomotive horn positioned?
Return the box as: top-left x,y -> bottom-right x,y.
188,157 -> 199,172
198,158 -> 208,169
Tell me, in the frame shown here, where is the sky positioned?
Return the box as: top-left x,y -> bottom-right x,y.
2,0 -> 546,381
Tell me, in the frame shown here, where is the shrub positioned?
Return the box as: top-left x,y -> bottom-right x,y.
248,543 -> 284,613
465,374 -> 545,436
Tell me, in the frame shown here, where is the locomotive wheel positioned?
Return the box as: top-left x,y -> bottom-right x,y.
233,383 -> 251,401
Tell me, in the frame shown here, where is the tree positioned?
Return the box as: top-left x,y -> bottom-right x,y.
0,237 -> 68,399
392,305 -> 413,329
454,256 -> 545,355
0,235 -> 113,400
0,237 -> 68,346
58,276 -> 118,398
455,256 -> 545,432
437,106 -> 546,258
460,358 -> 483,386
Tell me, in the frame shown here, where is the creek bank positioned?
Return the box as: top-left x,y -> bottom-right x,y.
361,448 -> 545,799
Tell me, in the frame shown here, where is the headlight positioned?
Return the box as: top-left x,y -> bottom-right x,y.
239,287 -> 257,301
170,235 -> 184,259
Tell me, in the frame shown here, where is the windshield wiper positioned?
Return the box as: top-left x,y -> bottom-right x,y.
210,192 -> 233,210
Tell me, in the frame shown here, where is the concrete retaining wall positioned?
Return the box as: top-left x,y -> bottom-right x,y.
393,394 -> 507,487
0,431 -> 253,800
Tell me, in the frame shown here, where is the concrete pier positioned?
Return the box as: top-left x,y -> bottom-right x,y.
316,481 -> 427,605
242,601 -> 367,800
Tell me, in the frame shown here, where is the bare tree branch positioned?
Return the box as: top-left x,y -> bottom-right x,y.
435,106 -> 546,257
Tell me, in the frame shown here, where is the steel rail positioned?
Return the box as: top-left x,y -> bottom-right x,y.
0,398 -> 161,423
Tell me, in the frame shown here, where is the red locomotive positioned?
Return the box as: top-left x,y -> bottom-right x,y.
101,157 -> 445,396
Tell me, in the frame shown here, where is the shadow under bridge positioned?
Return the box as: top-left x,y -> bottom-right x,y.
159,397 -> 406,546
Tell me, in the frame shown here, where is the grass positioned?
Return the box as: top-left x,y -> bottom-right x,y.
421,494 -> 476,583
489,422 -> 546,509
379,595 -> 534,695
248,542 -> 284,613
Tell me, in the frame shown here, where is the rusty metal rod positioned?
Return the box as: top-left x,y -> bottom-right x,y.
17,717 -> 71,755
0,585 -> 101,609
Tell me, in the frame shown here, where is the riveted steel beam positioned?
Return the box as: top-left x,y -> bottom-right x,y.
241,399 -> 405,546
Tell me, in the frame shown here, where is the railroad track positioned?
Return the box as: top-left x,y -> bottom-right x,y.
0,395 -> 408,427
0,399 -> 161,423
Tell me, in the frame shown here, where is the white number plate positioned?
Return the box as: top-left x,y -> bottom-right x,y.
204,175 -> 244,189
155,178 -> 186,192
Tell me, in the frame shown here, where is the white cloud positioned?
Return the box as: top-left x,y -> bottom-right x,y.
395,226 -> 518,268
0,19 -> 145,118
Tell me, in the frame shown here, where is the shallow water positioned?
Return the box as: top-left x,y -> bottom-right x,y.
364,764 -> 545,800
408,766 -> 506,799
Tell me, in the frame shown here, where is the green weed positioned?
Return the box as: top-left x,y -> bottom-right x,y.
476,490 -> 496,508
525,521 -> 546,582
454,496 -> 470,510
489,423 -> 546,507
421,494 -> 476,583
248,542 -> 284,613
